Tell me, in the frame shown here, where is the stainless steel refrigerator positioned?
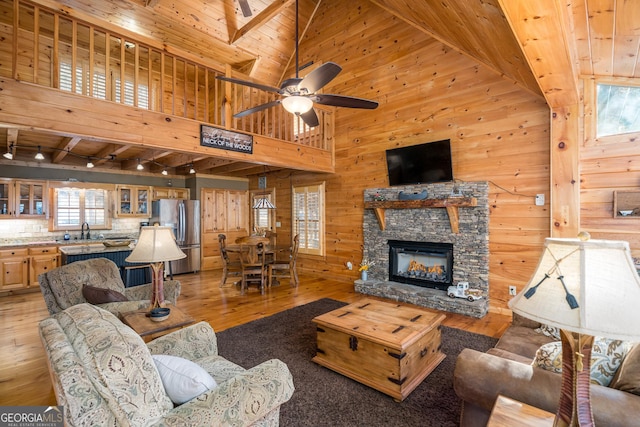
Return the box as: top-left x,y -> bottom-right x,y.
151,199 -> 200,274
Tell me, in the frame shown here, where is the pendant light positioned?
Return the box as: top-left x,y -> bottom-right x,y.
253,168 -> 276,209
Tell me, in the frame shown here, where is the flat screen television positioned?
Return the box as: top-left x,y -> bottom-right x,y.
386,139 -> 453,186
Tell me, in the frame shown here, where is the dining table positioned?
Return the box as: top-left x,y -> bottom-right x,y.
225,237 -> 294,286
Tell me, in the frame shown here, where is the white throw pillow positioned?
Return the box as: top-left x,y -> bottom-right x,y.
152,355 -> 217,404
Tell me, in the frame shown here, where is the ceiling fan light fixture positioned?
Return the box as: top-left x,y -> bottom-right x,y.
162,168 -> 168,176
136,159 -> 144,171
86,157 -> 94,168
282,95 -> 313,114
189,164 -> 196,174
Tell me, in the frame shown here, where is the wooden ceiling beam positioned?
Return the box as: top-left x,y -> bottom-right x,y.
52,136 -> 82,163
6,129 -> 18,158
230,0 -> 296,44
497,0 -> 580,108
92,144 -> 130,166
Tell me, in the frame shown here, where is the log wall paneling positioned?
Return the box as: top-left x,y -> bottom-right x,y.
580,78 -> 640,257
267,0 -> 551,313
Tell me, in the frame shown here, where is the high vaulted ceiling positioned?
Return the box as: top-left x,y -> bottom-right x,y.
3,0 -> 640,176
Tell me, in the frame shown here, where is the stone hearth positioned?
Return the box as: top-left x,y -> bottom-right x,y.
355,181 -> 489,318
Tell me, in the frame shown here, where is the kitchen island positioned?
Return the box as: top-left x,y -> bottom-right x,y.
59,242 -> 149,287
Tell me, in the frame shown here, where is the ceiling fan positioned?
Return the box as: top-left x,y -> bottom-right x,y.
218,0 -> 378,127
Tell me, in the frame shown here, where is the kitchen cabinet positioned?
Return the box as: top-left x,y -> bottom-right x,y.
115,185 -> 151,218
29,246 -> 60,288
0,248 -> 29,291
0,179 -> 47,219
151,187 -> 190,200
201,188 -> 249,270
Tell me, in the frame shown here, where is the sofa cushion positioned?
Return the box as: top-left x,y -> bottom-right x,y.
55,304 -> 173,424
82,284 -> 128,304
610,343 -> 640,395
152,355 -> 217,404
495,325 -> 555,360
533,338 -> 631,387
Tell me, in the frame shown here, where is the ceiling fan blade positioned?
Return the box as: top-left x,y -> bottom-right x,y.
299,108 -> 319,127
313,94 -> 379,109
216,75 -> 281,94
234,100 -> 282,118
238,0 -> 252,17
298,62 -> 342,94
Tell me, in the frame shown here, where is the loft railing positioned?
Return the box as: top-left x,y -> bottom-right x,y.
1,0 -> 333,151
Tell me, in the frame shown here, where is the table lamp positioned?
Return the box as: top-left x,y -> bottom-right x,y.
126,226 -> 186,310
509,233 -> 640,426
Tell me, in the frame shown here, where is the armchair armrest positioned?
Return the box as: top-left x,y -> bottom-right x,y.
124,280 -> 181,304
147,322 -> 218,359
454,348 -> 640,427
162,359 -> 294,427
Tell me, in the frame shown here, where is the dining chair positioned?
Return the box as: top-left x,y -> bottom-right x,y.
269,234 -> 300,287
218,234 -> 242,287
239,242 -> 268,294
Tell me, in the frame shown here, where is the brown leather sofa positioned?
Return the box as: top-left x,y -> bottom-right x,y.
453,314 -> 640,427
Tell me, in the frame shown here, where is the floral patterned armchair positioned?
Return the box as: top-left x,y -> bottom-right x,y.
38,258 -> 181,315
39,303 -> 295,426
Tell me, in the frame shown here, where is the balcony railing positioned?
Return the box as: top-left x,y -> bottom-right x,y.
1,0 -> 333,151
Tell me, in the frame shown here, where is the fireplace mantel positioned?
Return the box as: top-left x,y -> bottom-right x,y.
364,197 -> 478,233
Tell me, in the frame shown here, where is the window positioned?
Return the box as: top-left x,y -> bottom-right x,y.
292,182 -> 325,256
52,187 -> 110,231
60,63 -> 148,108
597,83 -> 640,138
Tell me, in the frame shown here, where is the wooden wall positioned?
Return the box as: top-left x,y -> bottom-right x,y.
266,1 -> 551,313
580,77 -> 640,255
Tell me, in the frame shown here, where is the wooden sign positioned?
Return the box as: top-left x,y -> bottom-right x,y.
200,125 -> 253,154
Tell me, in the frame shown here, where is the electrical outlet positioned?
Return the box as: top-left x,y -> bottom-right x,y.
535,194 -> 545,206
509,285 -> 517,296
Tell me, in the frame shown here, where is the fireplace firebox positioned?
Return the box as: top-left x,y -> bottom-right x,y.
388,240 -> 453,291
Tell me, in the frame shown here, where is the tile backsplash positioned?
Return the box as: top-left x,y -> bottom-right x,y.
0,218 -> 142,244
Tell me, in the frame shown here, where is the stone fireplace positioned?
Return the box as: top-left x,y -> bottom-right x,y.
355,181 -> 489,318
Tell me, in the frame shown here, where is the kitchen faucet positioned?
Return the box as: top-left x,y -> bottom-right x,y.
81,222 -> 91,240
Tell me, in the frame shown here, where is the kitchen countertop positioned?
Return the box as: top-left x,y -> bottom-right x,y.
0,237 -> 135,250
59,242 -> 135,255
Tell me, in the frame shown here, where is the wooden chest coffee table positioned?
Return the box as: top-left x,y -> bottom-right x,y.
312,298 -> 446,401
120,304 -> 195,342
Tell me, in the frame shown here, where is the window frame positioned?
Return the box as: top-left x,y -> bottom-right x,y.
292,182 -> 325,256
584,76 -> 640,146
49,184 -> 112,232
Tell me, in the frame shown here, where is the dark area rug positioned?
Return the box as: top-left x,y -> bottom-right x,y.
216,298 -> 497,427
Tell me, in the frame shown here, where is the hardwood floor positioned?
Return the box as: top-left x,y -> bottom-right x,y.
0,270 -> 511,406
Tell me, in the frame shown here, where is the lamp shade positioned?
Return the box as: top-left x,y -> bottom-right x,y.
253,197 -> 276,209
281,95 -> 313,114
509,237 -> 640,341
126,226 -> 186,263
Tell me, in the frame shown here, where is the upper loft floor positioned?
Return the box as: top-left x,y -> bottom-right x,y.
0,0 -> 334,176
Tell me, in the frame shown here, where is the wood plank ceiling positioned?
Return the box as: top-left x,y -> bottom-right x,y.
3,0 -> 639,176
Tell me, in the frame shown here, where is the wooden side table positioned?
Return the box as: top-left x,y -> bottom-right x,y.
120,304 -> 195,342
487,395 -> 555,427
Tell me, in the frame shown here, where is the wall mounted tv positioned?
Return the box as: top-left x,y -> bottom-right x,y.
386,139 -> 453,186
